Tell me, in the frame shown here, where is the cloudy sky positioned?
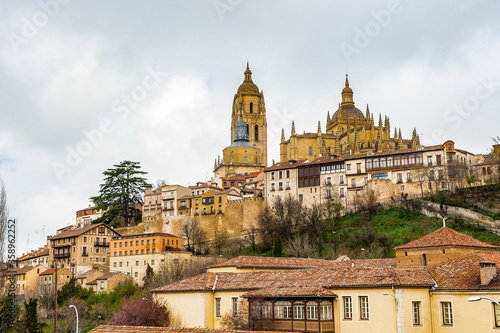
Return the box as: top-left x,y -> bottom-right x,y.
1,0 -> 499,253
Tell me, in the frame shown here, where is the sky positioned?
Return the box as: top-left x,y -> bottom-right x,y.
0,0 -> 499,254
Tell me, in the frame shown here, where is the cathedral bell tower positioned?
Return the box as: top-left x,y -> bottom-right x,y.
231,63 -> 268,166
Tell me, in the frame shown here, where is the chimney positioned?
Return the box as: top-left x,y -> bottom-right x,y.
480,261 -> 497,286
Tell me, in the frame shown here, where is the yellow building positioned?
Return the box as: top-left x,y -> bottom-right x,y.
280,75 -> 420,162
214,64 -> 267,185
3,264 -> 46,296
153,227 -> 500,332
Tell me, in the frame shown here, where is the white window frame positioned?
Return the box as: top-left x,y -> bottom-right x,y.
343,296 -> 352,320
215,297 -> 222,318
359,296 -> 369,320
441,301 -> 453,326
412,301 -> 421,326
232,297 -> 239,317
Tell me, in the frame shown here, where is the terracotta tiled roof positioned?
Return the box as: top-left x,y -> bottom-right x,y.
243,286 -> 337,298
393,227 -> 497,250
5,265 -> 35,276
39,268 -> 72,276
207,255 -> 396,270
428,252 -> 500,290
89,326 -> 299,333
76,269 -> 100,279
152,266 -> 433,294
50,223 -> 120,240
246,171 -> 261,178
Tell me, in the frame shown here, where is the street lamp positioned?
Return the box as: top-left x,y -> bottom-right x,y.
468,296 -> 500,307
383,292 -> 399,305
69,305 -> 78,333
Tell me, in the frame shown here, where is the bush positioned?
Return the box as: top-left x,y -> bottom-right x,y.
108,297 -> 169,327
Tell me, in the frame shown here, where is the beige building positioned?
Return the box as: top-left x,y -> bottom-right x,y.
15,247 -> 49,269
48,223 -> 121,275
153,228 -> 500,332
86,271 -> 131,293
38,267 -> 72,293
265,140 -> 476,210
76,205 -> 103,227
3,264 -> 46,296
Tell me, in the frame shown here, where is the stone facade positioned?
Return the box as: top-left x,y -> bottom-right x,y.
280,76 -> 420,162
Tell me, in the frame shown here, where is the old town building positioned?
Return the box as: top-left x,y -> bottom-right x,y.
76,205 -> 103,227
48,223 -> 121,275
153,228 -> 500,332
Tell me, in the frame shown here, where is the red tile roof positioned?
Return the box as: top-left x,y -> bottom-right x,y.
393,227 -> 497,250
243,286 -> 336,298
89,326 -> 299,333
50,223 -> 120,240
152,266 -> 433,294
39,268 -> 72,276
427,252 -> 500,290
5,265 -> 35,276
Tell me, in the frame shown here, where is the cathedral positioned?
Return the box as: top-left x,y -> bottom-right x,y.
280,75 -> 421,162
213,64 -> 267,185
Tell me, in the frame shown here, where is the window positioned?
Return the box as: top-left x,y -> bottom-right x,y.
495,304 -> 500,327
215,298 -> 222,317
412,301 -> 421,325
293,301 -> 305,319
320,301 -> 332,320
278,182 -> 283,190
351,179 -> 356,187
309,146 -> 313,156
271,183 -> 275,191
359,296 -> 369,320
306,302 -> 318,320
136,261 -> 139,266
244,156 -> 248,163
299,194 -> 303,202
113,262 -> 117,267
347,164 -> 351,171
343,296 -> 352,319
100,281 -> 104,290
326,177 -> 331,185
285,181 -> 291,189
286,170 -> 290,178
254,125 -> 259,141
340,187 -> 345,198
340,175 -> 344,184
119,262 -> 122,267
135,272 -> 138,277
441,302 -> 453,325
232,297 -> 239,317
151,260 -> 155,265
271,172 -> 275,180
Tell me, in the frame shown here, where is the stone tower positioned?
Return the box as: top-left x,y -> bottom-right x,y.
231,63 -> 268,166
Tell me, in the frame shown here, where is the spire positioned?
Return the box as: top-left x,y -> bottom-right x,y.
214,158 -> 217,169
218,155 -> 221,165
394,128 -> 398,140
366,104 -> 370,120
233,102 -> 249,142
291,121 -> 296,136
317,121 -> 322,134
327,111 -> 331,126
338,103 -> 343,119
281,128 -> 285,142
398,128 -> 402,139
341,74 -> 354,106
378,114 -> 383,128
244,62 -> 252,82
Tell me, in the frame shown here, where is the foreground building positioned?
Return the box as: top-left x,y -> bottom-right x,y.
153,227 -> 500,332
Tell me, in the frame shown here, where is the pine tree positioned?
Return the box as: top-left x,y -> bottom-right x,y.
91,161 -> 150,227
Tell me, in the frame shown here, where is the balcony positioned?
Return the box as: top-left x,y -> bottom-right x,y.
81,252 -> 89,257
94,241 -> 110,247
163,206 -> 175,211
53,243 -> 73,248
54,252 -> 70,259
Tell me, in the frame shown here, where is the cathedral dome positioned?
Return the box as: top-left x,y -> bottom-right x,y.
342,85 -> 353,94
333,105 -> 364,120
237,63 -> 259,93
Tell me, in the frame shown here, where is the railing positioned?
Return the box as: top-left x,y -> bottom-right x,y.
81,252 -> 89,257
94,241 -> 110,247
54,252 -> 70,259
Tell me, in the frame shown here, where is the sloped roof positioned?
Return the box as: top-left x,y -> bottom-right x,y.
89,326 -> 298,333
428,252 -> 500,290
50,223 -> 120,240
394,227 -> 497,250
39,267 -> 72,276
76,269 -> 100,279
5,265 -> 35,276
207,255 -> 396,270
152,266 -> 433,294
243,286 -> 336,298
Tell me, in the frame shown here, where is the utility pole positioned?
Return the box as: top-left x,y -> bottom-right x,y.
54,259 -> 58,333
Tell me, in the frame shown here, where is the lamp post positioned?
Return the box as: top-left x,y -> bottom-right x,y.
468,296 -> 500,307
383,292 -> 399,333
69,305 -> 78,333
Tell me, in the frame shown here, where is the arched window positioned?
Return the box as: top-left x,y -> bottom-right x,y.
422,253 -> 427,266
309,147 -> 313,156
254,125 -> 259,141
244,156 -> 248,163
231,156 -> 235,163
249,102 -> 253,113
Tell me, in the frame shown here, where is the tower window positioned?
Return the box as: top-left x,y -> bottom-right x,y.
309,147 -> 313,156
255,125 -> 259,141
246,124 -> 249,136
249,102 -> 253,113
244,156 -> 248,163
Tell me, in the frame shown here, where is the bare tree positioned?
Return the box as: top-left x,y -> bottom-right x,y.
357,188 -> 380,220
181,218 -> 201,253
284,235 -> 316,258
0,179 -> 8,292
411,165 -> 429,198
244,224 -> 260,255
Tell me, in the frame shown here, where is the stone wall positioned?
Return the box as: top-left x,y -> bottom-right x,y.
419,200 -> 500,235
115,198 -> 265,249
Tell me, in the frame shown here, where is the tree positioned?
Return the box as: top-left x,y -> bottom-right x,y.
411,165 -> 429,198
108,297 -> 170,327
143,264 -> 155,288
91,161 -> 150,227
16,298 -> 47,333
357,188 -> 380,220
0,178 -> 8,292
301,203 -> 327,258
181,218 -> 201,253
